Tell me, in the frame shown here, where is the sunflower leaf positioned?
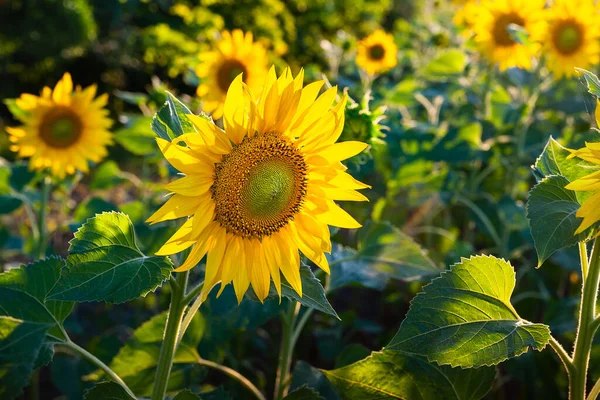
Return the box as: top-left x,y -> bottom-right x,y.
322,350 -> 495,400
576,68 -> 600,97
151,92 -> 197,141
527,175 -> 596,266
48,212 -> 173,304
0,257 -> 73,341
0,317 -> 51,400
84,381 -> 136,400
173,390 -> 202,400
115,116 -> 157,156
283,387 -> 325,400
386,255 -> 550,368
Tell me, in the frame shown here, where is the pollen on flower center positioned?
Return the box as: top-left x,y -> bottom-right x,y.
492,12 -> 525,47
553,20 -> 583,55
39,107 -> 83,148
217,59 -> 248,92
211,131 -> 307,239
369,44 -> 386,60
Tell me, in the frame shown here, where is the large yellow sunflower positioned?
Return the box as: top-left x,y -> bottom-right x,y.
356,30 -> 398,76
6,73 -> 113,179
566,142 -> 600,235
471,0 -> 546,70
542,0 -> 600,79
196,30 -> 269,120
149,67 -> 370,303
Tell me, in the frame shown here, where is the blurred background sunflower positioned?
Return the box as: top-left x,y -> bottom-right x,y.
355,29 -> 398,75
6,73 -> 112,178
195,29 -> 269,119
471,0 -> 545,70
542,0 -> 600,79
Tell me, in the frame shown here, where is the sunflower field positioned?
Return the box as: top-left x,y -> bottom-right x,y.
3,0 -> 600,399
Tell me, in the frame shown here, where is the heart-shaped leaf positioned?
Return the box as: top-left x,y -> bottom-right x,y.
152,92 -> 198,141
387,255 -> 550,368
48,212 -> 173,304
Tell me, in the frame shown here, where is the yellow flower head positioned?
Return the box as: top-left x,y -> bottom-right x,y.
356,30 -> 398,76
196,30 -> 269,120
542,0 -> 600,79
149,67 -> 370,303
471,0 -> 546,70
453,0 -> 481,34
565,142 -> 600,235
6,73 -> 113,179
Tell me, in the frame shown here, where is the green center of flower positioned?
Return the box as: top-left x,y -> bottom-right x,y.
369,44 -> 386,60
211,132 -> 307,239
492,12 -> 525,47
553,21 -> 583,55
217,59 -> 248,92
39,107 -> 82,148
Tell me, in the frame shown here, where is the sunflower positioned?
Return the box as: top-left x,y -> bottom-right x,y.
196,30 -> 269,120
566,142 -> 600,235
149,67 -> 370,303
356,30 -> 398,76
6,73 -> 113,179
471,0 -> 546,70
542,0 -> 600,79
453,0 -> 481,34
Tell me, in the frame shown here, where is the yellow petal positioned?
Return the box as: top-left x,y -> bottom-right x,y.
315,141 -> 369,162
274,229 -> 302,297
315,200 -> 362,229
146,194 -> 201,224
247,239 -> 271,302
164,174 -> 213,197
575,191 -> 600,234
222,75 -> 248,144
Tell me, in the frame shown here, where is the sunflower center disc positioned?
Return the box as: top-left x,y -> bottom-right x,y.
553,21 -> 583,55
369,44 -> 386,60
211,132 -> 307,239
493,13 -> 525,47
39,107 -> 83,148
217,59 -> 248,92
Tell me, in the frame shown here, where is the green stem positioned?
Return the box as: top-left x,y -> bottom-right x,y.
571,239 -> 600,400
581,242 -> 590,282
274,301 -> 300,400
36,176 -> 51,259
177,281 -> 205,347
589,378 -> 600,400
59,340 -> 136,399
151,271 -> 189,400
197,358 -> 266,400
549,335 -> 574,376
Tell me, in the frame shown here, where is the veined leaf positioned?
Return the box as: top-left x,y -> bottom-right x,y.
422,50 -> 467,80
107,311 -> 204,396
151,92 -> 198,141
114,116 -> 157,156
527,176 -> 595,266
577,68 -> 600,98
387,255 -> 550,368
84,381 -> 135,400
48,212 -> 173,304
0,317 -> 51,400
323,351 -> 495,400
0,257 -> 73,340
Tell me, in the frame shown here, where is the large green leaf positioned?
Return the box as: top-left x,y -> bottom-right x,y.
323,351 -> 495,400
0,257 -> 73,340
527,176 -> 593,266
48,212 -> 173,303
533,137 -> 600,203
151,92 -> 198,141
283,387 -> 325,400
84,381 -> 135,400
576,68 -> 600,97
387,255 -> 550,368
0,317 -> 51,400
108,311 -> 205,396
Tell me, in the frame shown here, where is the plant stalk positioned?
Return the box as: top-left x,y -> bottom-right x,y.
36,176 -> 51,259
570,239 -> 600,400
274,301 -> 300,400
196,358 -> 266,400
151,270 -> 189,400
60,340 -> 136,399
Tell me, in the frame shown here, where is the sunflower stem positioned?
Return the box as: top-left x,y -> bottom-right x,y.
274,301 -> 300,400
570,239 -> 600,400
151,270 -> 189,400
36,176 -> 51,259
196,358 -> 266,400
